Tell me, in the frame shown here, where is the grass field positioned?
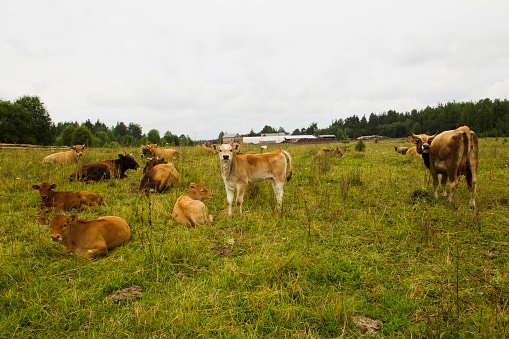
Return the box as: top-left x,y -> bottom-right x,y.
0,138 -> 508,338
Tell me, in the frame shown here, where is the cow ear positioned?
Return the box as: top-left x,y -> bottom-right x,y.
37,217 -> 49,225
69,215 -> 79,222
118,154 -> 124,159
189,182 -> 197,189
233,143 -> 240,151
32,185 -> 39,190
50,183 -> 57,189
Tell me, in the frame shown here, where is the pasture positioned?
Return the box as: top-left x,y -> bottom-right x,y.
0,139 -> 508,338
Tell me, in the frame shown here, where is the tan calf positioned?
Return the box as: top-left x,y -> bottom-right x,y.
172,183 -> 214,226
42,145 -> 86,164
32,182 -> 103,214
37,214 -> 130,259
317,147 -> 344,158
212,143 -> 293,216
139,161 -> 180,193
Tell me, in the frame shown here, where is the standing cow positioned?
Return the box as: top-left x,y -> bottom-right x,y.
140,144 -> 181,160
37,214 -> 131,259
407,125 -> 478,208
42,145 -> 86,164
212,143 -> 293,216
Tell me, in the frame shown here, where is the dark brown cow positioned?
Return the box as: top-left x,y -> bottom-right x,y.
139,161 -> 180,193
70,154 -> 139,182
32,182 -> 103,214
37,214 -> 130,259
140,144 -> 181,160
42,145 -> 86,164
212,143 -> 293,216
407,125 -> 478,208
171,183 -> 214,226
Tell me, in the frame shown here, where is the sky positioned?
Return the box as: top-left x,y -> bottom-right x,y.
2,0 -> 509,141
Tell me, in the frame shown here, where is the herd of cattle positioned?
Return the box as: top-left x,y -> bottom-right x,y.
33,126 -> 479,259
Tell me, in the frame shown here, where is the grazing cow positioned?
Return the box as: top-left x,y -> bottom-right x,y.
32,182 -> 103,214
140,144 -> 181,160
70,154 -> 139,182
37,214 -> 130,259
317,147 -> 344,158
407,126 -> 478,208
172,183 -> 214,226
42,145 -> 86,164
212,143 -> 293,216
394,146 -> 409,155
139,161 -> 180,193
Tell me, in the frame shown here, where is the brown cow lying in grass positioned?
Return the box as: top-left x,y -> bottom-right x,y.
394,146 -> 409,155
32,182 -> 103,214
140,144 -> 181,160
139,158 -> 180,193
42,145 -> 86,164
70,154 -> 139,182
172,183 -> 214,226
317,147 -> 344,158
37,214 -> 130,259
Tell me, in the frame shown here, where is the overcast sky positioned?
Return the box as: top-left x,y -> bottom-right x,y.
2,1 -> 508,140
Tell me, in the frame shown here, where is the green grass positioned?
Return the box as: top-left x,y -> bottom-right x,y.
1,139 -> 508,338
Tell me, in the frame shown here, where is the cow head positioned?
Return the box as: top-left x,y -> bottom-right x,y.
118,153 -> 140,170
37,214 -> 78,242
407,134 -> 436,154
140,145 -> 153,158
143,157 -> 166,173
32,182 -> 58,200
72,145 -> 86,157
188,182 -> 214,201
216,143 -> 240,161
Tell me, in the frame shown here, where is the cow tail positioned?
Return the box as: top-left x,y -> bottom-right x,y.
282,150 -> 293,182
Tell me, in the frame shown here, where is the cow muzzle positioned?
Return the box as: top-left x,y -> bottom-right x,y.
421,143 -> 430,153
51,234 -> 62,242
222,155 -> 230,160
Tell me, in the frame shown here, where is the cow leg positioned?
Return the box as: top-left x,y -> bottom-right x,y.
271,179 -> 284,209
447,175 -> 459,204
431,171 -> 440,199
466,168 -> 477,209
440,174 -> 448,198
236,185 -> 246,216
225,185 -> 235,217
84,245 -> 108,259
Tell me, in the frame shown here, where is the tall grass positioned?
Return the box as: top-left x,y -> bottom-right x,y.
0,139 -> 508,338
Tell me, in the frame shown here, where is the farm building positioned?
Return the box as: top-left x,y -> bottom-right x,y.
222,133 -> 243,144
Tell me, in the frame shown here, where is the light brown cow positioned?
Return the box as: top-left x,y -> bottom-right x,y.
406,145 -> 419,156
140,144 -> 181,160
407,125 -> 478,208
171,183 -> 214,226
317,147 -> 344,158
200,142 -> 217,154
139,161 -> 180,193
394,146 -> 408,155
42,145 -> 86,164
212,143 -> 293,216
32,182 -> 103,214
37,214 -> 130,259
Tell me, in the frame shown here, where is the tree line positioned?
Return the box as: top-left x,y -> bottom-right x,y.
1,96 -> 508,147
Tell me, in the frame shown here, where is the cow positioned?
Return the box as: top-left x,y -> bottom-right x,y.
139,161 -> 180,193
200,142 -> 217,154
171,183 -> 214,226
142,157 -> 167,174
69,154 -> 139,182
140,144 -> 181,160
32,182 -> 103,214
42,145 -> 86,165
317,147 -> 344,158
406,145 -> 419,156
37,214 -> 130,259
407,126 -> 478,208
394,146 -> 409,155
212,143 -> 293,216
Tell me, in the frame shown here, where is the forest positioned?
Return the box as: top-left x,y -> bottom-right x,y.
1,96 -> 508,146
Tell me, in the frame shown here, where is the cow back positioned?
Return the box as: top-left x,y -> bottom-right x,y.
71,217 -> 130,251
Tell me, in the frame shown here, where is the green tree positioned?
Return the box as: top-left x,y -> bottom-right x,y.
0,100 -> 33,143
147,129 -> 161,144
72,126 -> 93,146
128,123 -> 143,141
14,95 -> 54,145
60,125 -> 75,146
